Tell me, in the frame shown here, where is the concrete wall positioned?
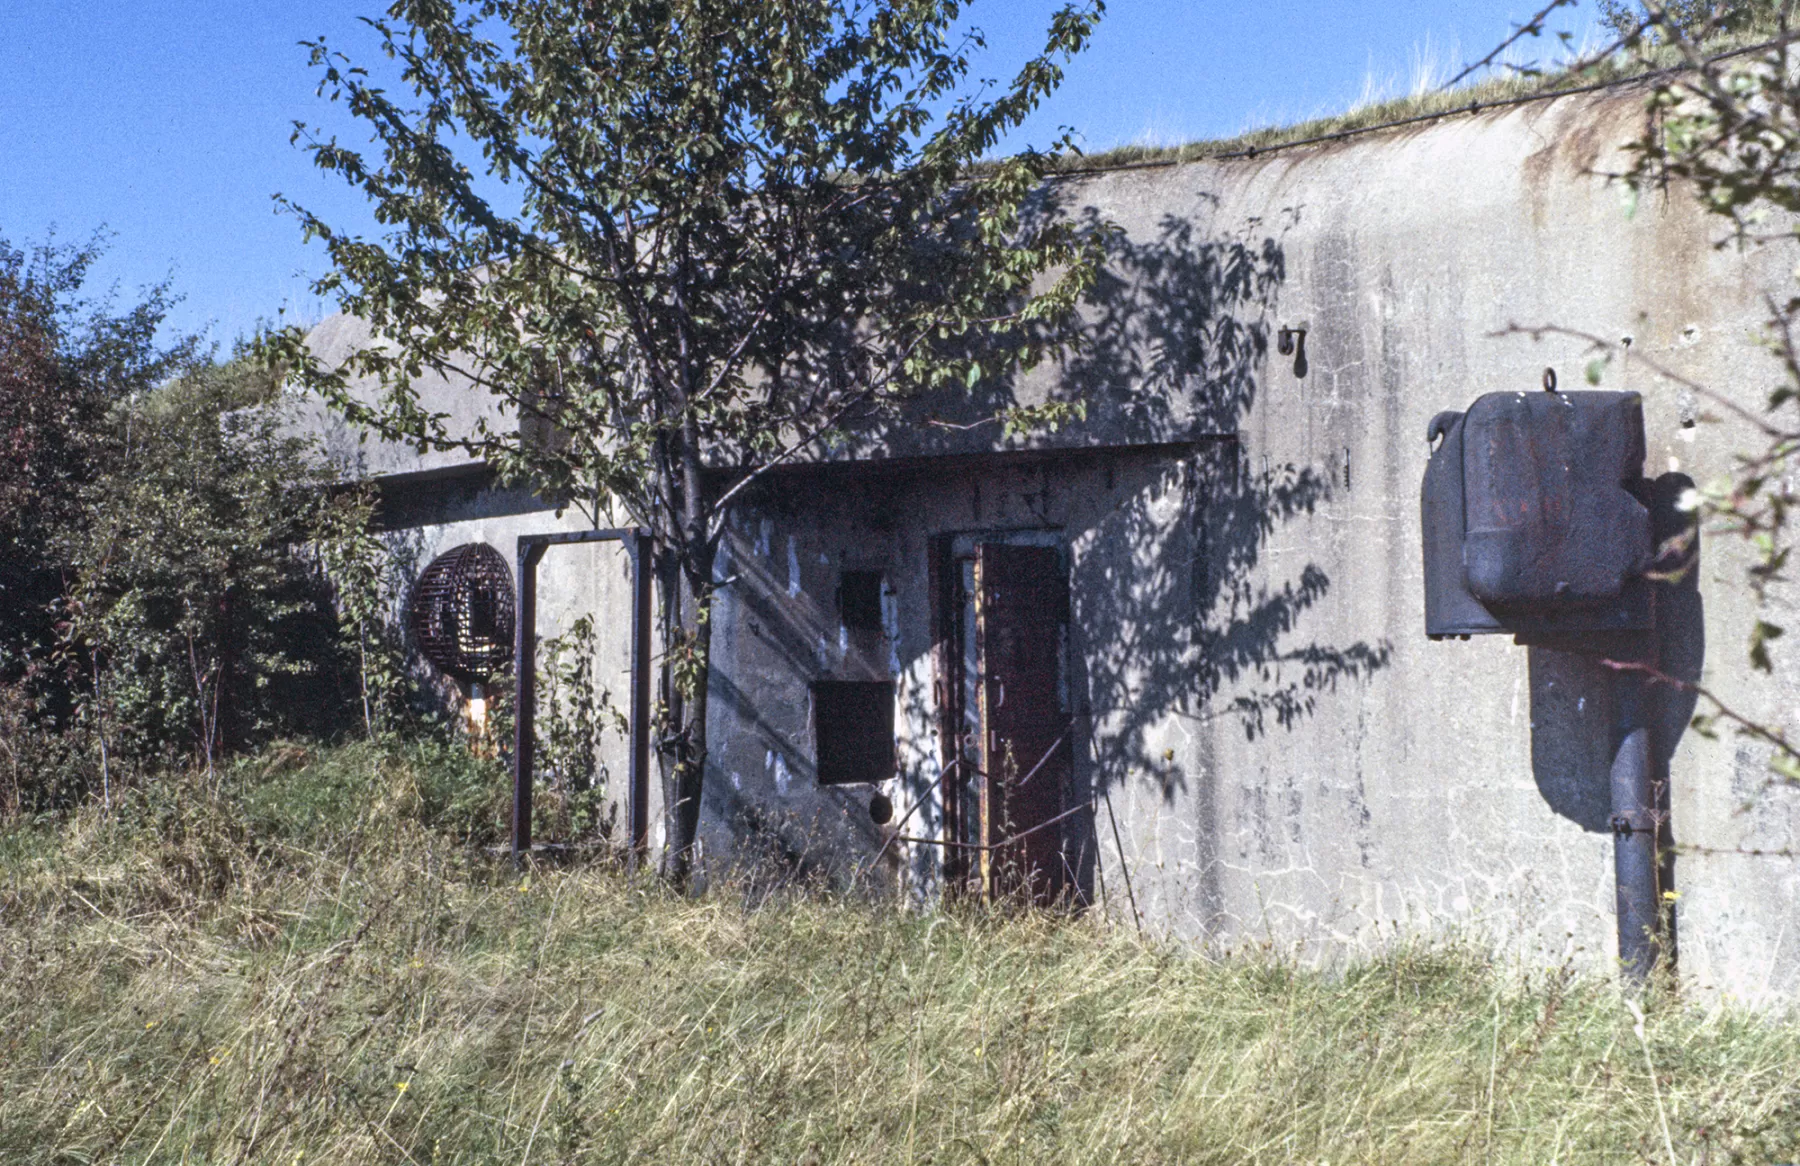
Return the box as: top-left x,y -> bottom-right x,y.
700,446 -> 1204,893
1083,90 -> 1799,999
702,88 -> 1800,999
296,86 -> 1800,1000
293,313 -> 504,481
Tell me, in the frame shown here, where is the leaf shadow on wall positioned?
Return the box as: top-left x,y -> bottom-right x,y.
687,198 -> 1397,903
1054,205 -> 1393,825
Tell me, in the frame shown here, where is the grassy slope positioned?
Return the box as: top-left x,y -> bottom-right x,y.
1038,19 -> 1798,176
3,742 -> 1799,1165
1046,65 -> 1620,174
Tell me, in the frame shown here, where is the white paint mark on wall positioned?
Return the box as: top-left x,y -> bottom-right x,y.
772,753 -> 792,796
731,771 -> 742,791
756,518 -> 772,557
819,551 -> 829,565
839,625 -> 848,654
712,539 -> 731,583
787,536 -> 801,596
881,583 -> 901,675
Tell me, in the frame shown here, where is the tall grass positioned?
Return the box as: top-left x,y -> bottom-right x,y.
3,741 -> 1799,1164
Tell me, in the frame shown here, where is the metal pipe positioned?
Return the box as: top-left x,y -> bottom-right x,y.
1010,730 -> 1068,791
512,540 -> 545,863
867,756 -> 961,875
1610,671 -> 1661,984
891,797 -> 1091,852
627,531 -> 653,873
1102,785 -> 1142,935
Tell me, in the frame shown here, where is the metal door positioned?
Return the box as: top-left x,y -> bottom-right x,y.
975,543 -> 1071,904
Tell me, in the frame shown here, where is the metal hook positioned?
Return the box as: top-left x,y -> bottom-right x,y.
1278,327 -> 1308,378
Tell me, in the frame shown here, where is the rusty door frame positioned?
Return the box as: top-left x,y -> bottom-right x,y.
512,528 -> 654,870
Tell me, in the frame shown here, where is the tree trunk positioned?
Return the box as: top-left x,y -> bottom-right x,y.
665,568 -> 714,888
663,413 -> 717,889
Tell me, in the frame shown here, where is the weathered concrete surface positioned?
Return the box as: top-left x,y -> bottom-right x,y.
701,447 -> 1207,892
700,87 -> 1800,999
295,85 -> 1800,1000
1046,89 -> 1799,999
290,311 -> 503,481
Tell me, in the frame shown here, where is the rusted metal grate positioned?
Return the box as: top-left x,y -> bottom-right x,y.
408,542 -> 515,684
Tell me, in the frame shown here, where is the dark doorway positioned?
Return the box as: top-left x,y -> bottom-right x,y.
977,542 -> 1073,903
934,538 -> 1074,904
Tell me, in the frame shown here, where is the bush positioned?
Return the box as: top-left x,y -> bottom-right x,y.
55,353 -> 352,779
1,230 -> 385,811
0,679 -> 93,818
0,232 -> 196,679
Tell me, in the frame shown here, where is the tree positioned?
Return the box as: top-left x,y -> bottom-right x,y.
2,235 -> 358,807
1596,0 -> 1774,41
272,0 -> 1109,881
0,233 -> 197,677
313,483 -> 408,742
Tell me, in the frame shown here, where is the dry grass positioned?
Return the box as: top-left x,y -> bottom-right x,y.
3,741 -> 1800,1164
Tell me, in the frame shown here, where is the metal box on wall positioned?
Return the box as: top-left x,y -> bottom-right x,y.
1422,389 -> 1653,641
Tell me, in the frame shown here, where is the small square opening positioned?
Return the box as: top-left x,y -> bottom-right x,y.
838,570 -> 884,632
813,680 -> 896,785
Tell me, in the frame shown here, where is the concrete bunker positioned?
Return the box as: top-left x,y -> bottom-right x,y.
289,86 -> 1800,1000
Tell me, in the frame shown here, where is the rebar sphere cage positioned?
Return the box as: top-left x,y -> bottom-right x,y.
407,542 -> 516,685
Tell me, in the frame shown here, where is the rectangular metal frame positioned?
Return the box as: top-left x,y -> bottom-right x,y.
512,527 -> 654,868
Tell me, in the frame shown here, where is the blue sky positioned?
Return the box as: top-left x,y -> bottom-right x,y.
0,2 -> 1603,349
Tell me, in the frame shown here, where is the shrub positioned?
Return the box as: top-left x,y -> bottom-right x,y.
55,354 -> 351,780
